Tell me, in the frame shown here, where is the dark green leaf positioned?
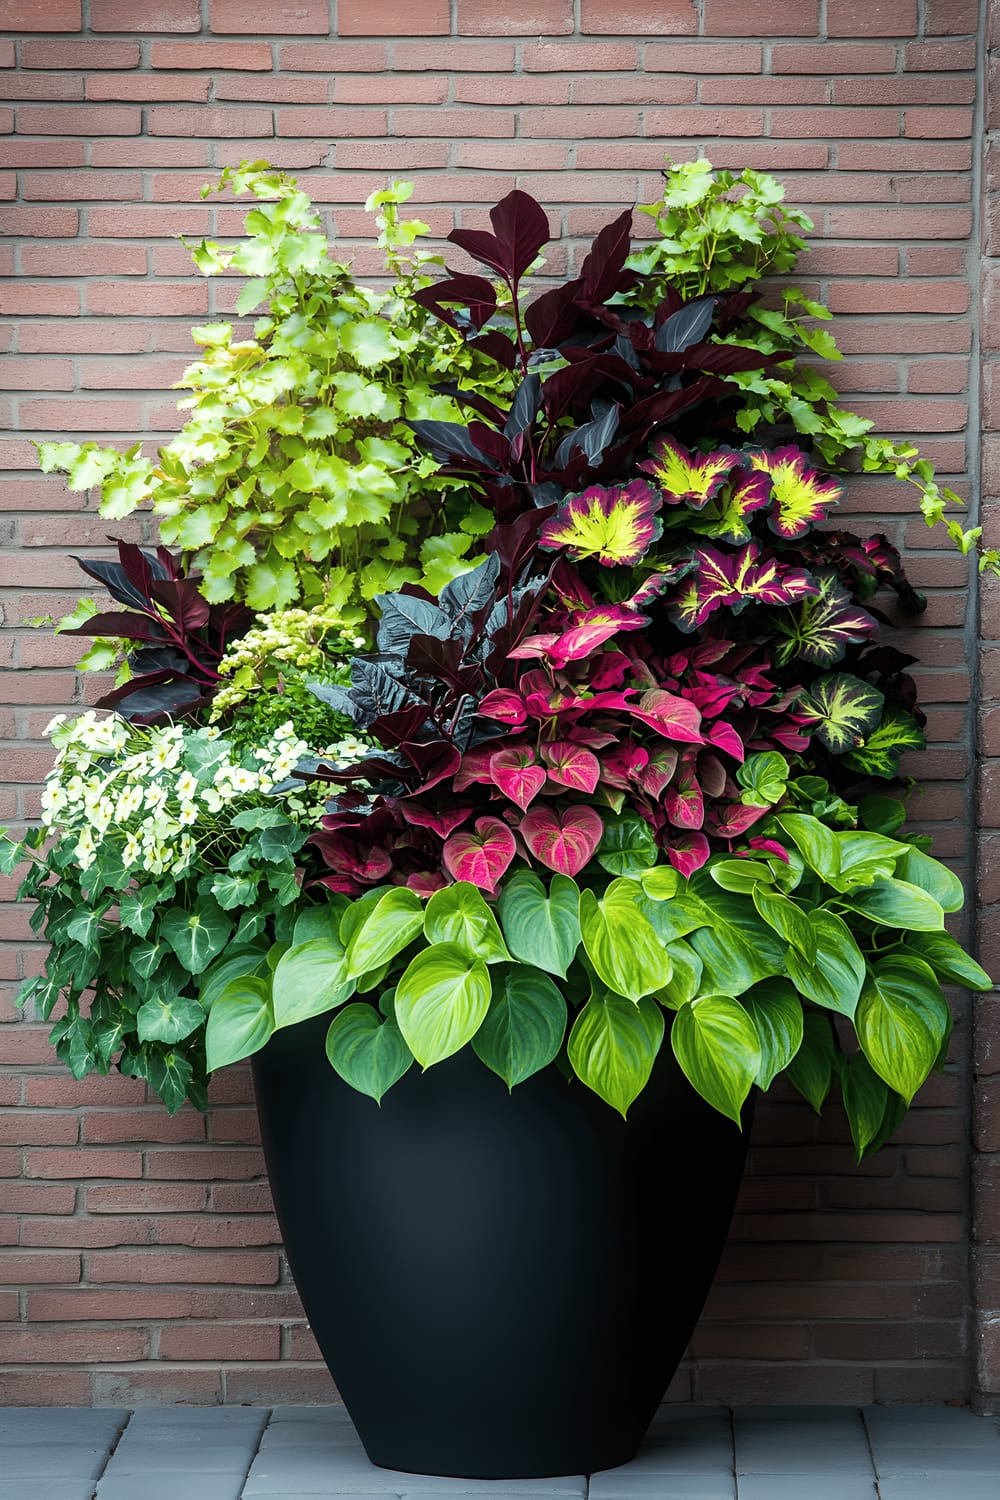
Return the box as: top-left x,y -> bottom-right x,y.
841,1051 -> 889,1161
670,995 -> 760,1124
204,974 -> 274,1071
905,931 -> 992,990
785,1010 -> 835,1113
841,877 -> 945,932
739,979 -> 803,1090
136,994 -> 204,1045
472,965 -> 567,1089
596,812 -> 658,878
497,870 -> 581,979
160,905 -> 233,976
325,1004 -> 413,1104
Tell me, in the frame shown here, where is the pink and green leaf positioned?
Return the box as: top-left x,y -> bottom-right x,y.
489,746 -> 546,811
669,543 -> 818,631
666,831 -> 711,877
442,816 -> 517,894
628,687 -> 704,743
541,741 -> 601,794
520,804 -> 604,877
538,480 -> 663,566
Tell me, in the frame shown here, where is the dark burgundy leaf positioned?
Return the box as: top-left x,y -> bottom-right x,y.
503,374 -> 542,443
411,273 -> 498,330
466,329 -> 518,370
654,296 -> 715,353
60,610 -> 169,644
523,280 -> 582,348
578,208 -> 636,303
149,578 -> 211,632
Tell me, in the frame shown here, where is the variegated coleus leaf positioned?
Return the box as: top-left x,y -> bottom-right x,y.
771,571 -> 879,668
796,672 -> 886,755
639,435 -> 741,509
667,542 -> 819,633
685,467 -> 772,545
745,445 -> 843,541
538,480 -> 663,566
842,709 -> 926,779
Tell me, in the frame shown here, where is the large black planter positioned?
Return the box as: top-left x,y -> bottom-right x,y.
252,1014 -> 750,1479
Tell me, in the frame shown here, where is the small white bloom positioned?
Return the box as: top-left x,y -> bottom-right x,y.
122,833 -> 142,866
202,788 -> 223,814
74,828 -> 97,871
174,771 -> 199,801
43,714 -> 67,737
115,785 -> 144,820
177,801 -> 198,826
228,767 -> 259,795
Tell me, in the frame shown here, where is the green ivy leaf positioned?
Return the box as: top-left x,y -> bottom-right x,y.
160,905 -> 233,977
136,994 -> 205,1046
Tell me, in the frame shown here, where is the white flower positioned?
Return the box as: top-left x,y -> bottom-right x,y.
177,801 -> 198,826
202,788 -> 224,814
227,767 -> 259,795
115,785 -> 144,820
74,828 -> 97,871
174,770 -> 199,801
43,714 -> 67,737
331,736 -> 368,762
149,738 -> 181,772
122,833 -> 142,866
205,726 -> 221,740
63,776 -> 87,804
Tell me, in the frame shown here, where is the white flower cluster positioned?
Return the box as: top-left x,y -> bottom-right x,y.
39,712 -> 347,876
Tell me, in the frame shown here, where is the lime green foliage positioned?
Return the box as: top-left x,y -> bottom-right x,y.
630,158 -> 997,574
37,164 -> 503,613
211,589 -> 363,751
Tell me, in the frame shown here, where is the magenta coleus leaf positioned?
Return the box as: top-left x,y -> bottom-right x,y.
664,768 -> 705,832
442,816 -> 517,894
705,720 -> 745,762
489,746 -> 547,811
478,687 -> 528,724
541,741 -> 600,794
694,467 -> 772,544
637,744 -> 679,798
519,804 -> 604,877
627,687 -> 704,744
538,480 -> 663,566
601,743 -> 650,790
745,445 -> 843,540
407,871 -> 449,896
666,831 -> 711,877
669,543 -> 819,632
709,802 -> 770,839
639,435 -> 741,508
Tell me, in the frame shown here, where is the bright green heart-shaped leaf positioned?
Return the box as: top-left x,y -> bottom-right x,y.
205,974 -> 273,1072
736,750 -> 789,806
325,1004 -> 413,1103
752,887 -> 813,956
775,812 -> 841,882
424,882 -> 510,963
685,879 -> 785,996
568,992 -> 664,1118
345,887 -> 424,978
710,859 -> 776,894
472,966 -> 567,1089
855,954 -> 951,1104
596,812 -> 658,878
198,950 -> 268,1010
904,931 -> 992,991
894,847 -> 965,913
339,888 -> 391,947
394,943 -> 491,1068
833,830 -> 903,889
639,866 -> 680,901
160,905 -> 233,976
785,909 -> 865,1018
136,994 -> 204,1046
498,870 -> 581,978
579,880 -> 672,999
656,939 -> 703,1010
670,995 -> 761,1124
272,939 -> 355,1029
293,898 -> 349,946
841,1051 -> 890,1160
739,979 -> 803,1090
785,1010 -> 835,1114
841,877 -> 945,932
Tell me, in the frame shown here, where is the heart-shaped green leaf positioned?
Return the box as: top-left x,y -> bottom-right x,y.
739,979 -> 803,1090
472,965 -> 567,1089
325,1004 -> 413,1103
272,939 -> 355,1029
424,882 -> 510,963
579,879 -> 672,999
394,943 -> 491,1068
568,992 -> 664,1118
498,870 -> 581,978
205,974 -> 273,1072
345,887 -> 424,978
670,994 -> 760,1124
841,877 -> 945,932
785,909 -> 866,1018
855,954 -> 951,1104
136,994 -> 204,1046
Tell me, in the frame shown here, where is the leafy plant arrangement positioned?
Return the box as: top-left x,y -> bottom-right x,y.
3,162 -> 991,1163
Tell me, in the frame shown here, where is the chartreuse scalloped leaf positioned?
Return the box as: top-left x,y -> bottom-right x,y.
271,938 -> 355,1029
424,882 -> 510,963
538,481 -> 663,566
739,979 -> 804,1091
472,965 -> 567,1089
843,709 -> 926,779
579,880 -> 672,999
568,992 -> 664,1118
497,870 -> 581,979
394,943 -> 491,1068
205,974 -> 274,1071
855,954 -> 951,1105
745,444 -> 843,540
671,995 -> 761,1124
325,1004 -> 413,1103
639,435 -> 741,505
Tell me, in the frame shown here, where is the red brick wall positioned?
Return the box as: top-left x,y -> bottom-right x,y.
0,0 -> 994,1409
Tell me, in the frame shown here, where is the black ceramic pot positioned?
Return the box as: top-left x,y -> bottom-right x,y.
252,1013 -> 750,1479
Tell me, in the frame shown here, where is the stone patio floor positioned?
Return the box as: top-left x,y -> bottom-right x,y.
1,1402 -> 998,1500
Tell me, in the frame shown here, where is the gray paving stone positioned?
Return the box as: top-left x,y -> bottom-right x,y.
594,1440 -> 734,1476
864,1406 -> 1000,1446
736,1477 -> 877,1500
265,1405 -> 350,1423
101,1444 -> 259,1474
0,1484 -> 100,1500
731,1406 -> 860,1424
877,1480 -> 1000,1500
873,1446 -> 1000,1476
590,1477 -> 736,1500
96,1478 -> 245,1500
0,1410 -> 127,1441
243,1457 -> 587,1496
733,1419 -> 872,1476
0,1443 -> 113,1480
123,1407 -> 267,1429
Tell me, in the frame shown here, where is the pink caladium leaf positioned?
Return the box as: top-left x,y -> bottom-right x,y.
538,480 -> 664,566
627,687 -> 704,743
550,604 -> 650,664
519,804 -> 604,877
744,837 -> 791,863
666,831 -> 711,877
399,801 -> 474,839
489,746 -> 547,811
442,816 -> 517,894
709,802 -> 770,839
478,687 -> 528,725
508,633 -> 562,661
668,542 -> 819,632
639,435 -> 742,508
541,741 -> 601,794
705,720 -> 745,762
407,871 -> 449,896
600,743 -> 650,790
453,746 -> 498,791
637,744 -> 679,799
745,445 -> 843,540
664,766 -> 705,832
